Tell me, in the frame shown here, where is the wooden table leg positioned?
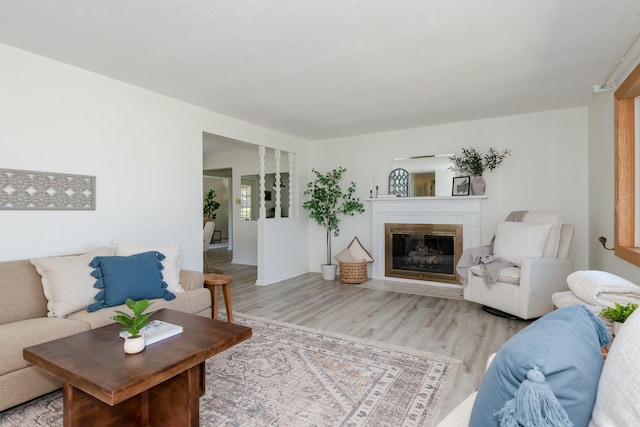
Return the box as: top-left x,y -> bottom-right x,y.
63,383 -> 142,427
62,365 -> 203,427
222,283 -> 233,323
212,286 -> 220,320
149,365 -> 201,427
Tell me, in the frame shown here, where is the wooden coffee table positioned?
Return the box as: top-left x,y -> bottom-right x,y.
23,309 -> 252,427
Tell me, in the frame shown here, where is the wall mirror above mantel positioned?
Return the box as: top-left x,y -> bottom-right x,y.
392,154 -> 455,197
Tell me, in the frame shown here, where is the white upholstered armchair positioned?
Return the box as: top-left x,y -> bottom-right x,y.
462,212 -> 575,320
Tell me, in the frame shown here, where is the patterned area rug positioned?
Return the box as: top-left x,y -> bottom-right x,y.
357,280 -> 464,300
0,313 -> 459,427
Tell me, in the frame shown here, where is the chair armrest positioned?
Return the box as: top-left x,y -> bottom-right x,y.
518,258 -> 574,318
179,269 -> 205,291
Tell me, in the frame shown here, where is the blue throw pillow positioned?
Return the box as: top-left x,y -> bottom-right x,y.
469,305 -> 611,427
87,251 -> 175,312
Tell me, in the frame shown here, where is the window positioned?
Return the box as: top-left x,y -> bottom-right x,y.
614,61 -> 640,266
240,184 -> 251,221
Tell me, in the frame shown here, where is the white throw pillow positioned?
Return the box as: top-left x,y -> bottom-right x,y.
493,221 -> 553,267
348,237 -> 374,262
589,309 -> 640,426
522,211 -> 563,258
31,247 -> 113,318
112,241 -> 184,293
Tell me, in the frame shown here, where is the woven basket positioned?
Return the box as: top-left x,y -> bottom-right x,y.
339,261 -> 369,284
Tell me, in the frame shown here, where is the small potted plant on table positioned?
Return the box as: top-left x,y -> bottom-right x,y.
601,302 -> 638,336
303,167 -> 365,280
111,299 -> 155,354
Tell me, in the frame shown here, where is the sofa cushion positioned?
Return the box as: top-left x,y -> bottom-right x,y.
68,288 -> 212,329
589,309 -> 640,426
0,259 -> 50,325
493,221 -> 553,267
0,317 -> 90,376
31,247 -> 113,318
551,291 -> 614,334
469,305 -> 609,427
112,241 -> 184,293
87,251 -> 175,312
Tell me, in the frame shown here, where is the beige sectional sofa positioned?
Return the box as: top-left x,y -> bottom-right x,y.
0,250 -> 211,412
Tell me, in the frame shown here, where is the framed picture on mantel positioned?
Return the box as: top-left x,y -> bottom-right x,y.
452,176 -> 470,196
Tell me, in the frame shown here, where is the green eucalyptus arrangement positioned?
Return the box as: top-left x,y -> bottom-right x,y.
600,302 -> 638,323
449,147 -> 511,176
203,189 -> 221,220
111,299 -> 155,338
303,167 -> 365,265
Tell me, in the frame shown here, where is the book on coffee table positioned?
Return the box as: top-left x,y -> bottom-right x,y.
119,320 -> 183,345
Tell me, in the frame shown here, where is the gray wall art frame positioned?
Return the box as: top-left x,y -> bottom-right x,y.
0,168 -> 95,210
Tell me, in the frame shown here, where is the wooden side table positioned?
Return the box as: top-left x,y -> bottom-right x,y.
203,273 -> 234,323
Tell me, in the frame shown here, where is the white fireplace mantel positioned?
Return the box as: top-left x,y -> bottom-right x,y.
368,196 -> 486,283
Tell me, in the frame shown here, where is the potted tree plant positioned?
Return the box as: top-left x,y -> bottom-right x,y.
449,147 -> 511,195
203,189 -> 221,225
111,299 -> 155,354
601,302 -> 638,336
303,167 -> 365,280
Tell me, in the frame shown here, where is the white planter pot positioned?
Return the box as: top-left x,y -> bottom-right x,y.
321,264 -> 338,281
124,335 -> 146,354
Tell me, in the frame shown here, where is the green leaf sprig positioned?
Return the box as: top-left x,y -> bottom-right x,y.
111,299 -> 155,338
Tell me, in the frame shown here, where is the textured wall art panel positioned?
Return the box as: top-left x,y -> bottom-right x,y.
0,168 -> 95,210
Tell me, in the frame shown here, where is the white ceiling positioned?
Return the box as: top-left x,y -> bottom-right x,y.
1,1 -> 639,141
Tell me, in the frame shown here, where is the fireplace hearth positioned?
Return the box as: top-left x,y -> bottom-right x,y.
385,223 -> 462,284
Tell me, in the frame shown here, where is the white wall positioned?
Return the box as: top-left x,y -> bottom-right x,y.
0,43 -> 204,268
0,43 -> 308,278
308,108 -> 589,273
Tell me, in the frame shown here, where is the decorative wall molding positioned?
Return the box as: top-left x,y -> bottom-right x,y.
0,168 -> 95,210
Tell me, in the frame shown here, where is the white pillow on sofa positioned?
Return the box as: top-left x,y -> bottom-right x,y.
493,221 -> 553,267
31,247 -> 113,318
589,309 -> 640,426
112,241 -> 184,293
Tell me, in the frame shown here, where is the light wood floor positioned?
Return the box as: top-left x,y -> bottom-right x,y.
206,248 -> 530,426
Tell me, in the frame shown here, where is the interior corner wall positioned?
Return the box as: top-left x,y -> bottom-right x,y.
307,108 -> 589,273
588,91 -> 640,282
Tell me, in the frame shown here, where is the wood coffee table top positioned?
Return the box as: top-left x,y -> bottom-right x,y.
23,309 -> 252,406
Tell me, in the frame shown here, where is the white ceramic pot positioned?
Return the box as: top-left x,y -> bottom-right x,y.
321,264 -> 338,281
124,335 -> 146,354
